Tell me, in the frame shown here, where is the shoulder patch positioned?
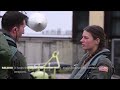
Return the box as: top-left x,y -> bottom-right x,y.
98,66 -> 108,72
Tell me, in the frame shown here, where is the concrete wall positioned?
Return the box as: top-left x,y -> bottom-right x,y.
17,37 -> 85,65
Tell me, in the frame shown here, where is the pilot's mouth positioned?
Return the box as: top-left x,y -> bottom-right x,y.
81,44 -> 85,46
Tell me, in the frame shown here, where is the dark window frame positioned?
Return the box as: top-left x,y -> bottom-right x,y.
105,11 -> 120,76
104,11 -> 120,39
72,11 -> 89,44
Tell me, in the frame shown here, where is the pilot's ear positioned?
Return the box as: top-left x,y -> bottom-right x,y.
96,38 -> 100,45
12,26 -> 17,34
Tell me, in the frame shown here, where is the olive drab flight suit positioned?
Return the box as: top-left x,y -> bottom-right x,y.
0,31 -> 11,79
1,30 -> 32,79
69,49 -> 114,79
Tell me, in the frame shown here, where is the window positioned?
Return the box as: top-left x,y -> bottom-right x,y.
72,11 -> 89,44
104,11 -> 120,38
24,11 -> 73,38
105,11 -> 120,76
112,39 -> 120,76
0,11 -> 73,38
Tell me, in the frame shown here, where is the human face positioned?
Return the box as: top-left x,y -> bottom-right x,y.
80,30 -> 99,54
18,20 -> 26,37
15,20 -> 26,41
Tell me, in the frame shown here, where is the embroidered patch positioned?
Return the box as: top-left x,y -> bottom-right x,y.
98,66 -> 108,72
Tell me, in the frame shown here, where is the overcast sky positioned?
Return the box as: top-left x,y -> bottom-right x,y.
0,11 -> 73,37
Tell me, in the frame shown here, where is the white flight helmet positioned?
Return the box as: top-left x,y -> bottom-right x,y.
27,12 -> 47,32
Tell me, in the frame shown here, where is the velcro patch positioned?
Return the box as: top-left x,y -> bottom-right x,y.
98,66 -> 108,72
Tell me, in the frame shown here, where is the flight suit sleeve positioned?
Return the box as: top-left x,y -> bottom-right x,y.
88,57 -> 114,79
10,51 -> 32,79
